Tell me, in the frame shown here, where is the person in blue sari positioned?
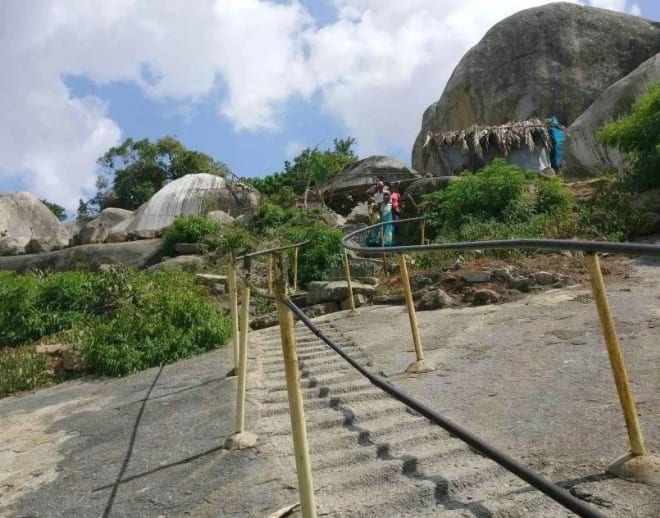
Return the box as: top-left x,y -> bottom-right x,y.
380,191 -> 394,246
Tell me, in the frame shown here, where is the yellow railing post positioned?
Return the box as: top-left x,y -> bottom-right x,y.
293,247 -> 299,293
224,260 -> 257,450
268,253 -> 274,295
274,253 -> 317,518
227,255 -> 239,377
421,221 -> 426,245
584,253 -> 660,487
342,249 -> 356,311
584,253 -> 645,455
399,254 -> 434,374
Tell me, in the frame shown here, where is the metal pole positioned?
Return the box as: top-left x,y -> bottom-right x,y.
268,253 -> 274,295
584,253 -> 646,456
235,277 -> 251,434
399,254 -> 424,362
275,253 -> 317,518
293,247 -> 299,293
342,249 -> 356,311
421,221 -> 426,245
228,256 -> 240,374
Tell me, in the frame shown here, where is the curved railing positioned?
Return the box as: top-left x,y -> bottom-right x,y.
224,223 -> 660,518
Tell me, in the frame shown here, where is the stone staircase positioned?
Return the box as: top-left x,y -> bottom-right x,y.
253,322 -> 575,517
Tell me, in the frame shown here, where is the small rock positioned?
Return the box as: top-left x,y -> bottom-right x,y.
508,276 -> 531,291
462,270 -> 492,283
534,271 -> 555,285
62,348 -> 84,371
412,276 -> 433,290
472,289 -> 501,305
175,242 -> 209,255
36,343 -> 66,355
341,293 -> 369,310
211,283 -> 225,296
415,288 -> 455,311
492,268 -> 512,282
356,276 -> 379,287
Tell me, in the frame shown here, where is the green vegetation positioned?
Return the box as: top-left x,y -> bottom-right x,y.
78,136 -> 232,217
597,81 -> 660,191
423,159 -> 575,245
283,223 -> 344,287
248,138 -> 357,207
0,268 -> 230,395
163,215 -> 222,255
41,199 -> 67,221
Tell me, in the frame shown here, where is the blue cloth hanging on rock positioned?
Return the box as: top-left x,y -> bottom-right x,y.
547,115 -> 565,171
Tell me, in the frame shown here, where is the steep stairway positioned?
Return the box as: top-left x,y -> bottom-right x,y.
252,321 -> 577,517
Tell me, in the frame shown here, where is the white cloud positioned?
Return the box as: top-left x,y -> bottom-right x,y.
285,139 -> 306,158
0,0 -> 640,208
630,3 -> 642,16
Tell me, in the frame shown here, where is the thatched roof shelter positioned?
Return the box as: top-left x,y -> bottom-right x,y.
422,118 -> 562,175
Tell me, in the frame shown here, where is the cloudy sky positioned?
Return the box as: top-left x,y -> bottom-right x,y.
0,0 -> 657,211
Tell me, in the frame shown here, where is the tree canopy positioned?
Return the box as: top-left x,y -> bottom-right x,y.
597,81 -> 660,191
248,137 -> 358,206
78,136 -> 231,218
40,199 -> 67,221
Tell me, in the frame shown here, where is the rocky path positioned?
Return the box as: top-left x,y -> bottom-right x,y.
254,324 -> 573,517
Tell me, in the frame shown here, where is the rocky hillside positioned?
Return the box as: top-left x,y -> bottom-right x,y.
412,3 -> 660,173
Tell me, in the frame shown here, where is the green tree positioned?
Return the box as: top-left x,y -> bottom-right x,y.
85,136 -> 232,213
248,137 -> 358,206
597,82 -> 660,191
40,199 -> 67,221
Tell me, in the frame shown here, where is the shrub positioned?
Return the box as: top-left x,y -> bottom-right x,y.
163,215 -> 221,255
423,159 -> 575,243
0,268 -> 231,384
206,224 -> 257,257
578,181 -> 655,241
0,347 -> 52,398
597,81 -> 660,191
283,223 -> 343,287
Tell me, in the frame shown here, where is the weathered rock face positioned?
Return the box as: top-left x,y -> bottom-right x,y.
78,208 -> 133,245
0,239 -> 163,273
412,3 -> 660,173
306,280 -> 376,305
564,54 -> 660,176
206,210 -> 235,226
326,156 -> 420,215
112,174 -> 260,234
0,192 -> 70,255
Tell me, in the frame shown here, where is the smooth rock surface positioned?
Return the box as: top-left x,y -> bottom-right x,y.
565,54 -> 660,176
0,239 -> 163,273
78,208 -> 133,245
306,280 -> 376,305
0,192 -> 70,255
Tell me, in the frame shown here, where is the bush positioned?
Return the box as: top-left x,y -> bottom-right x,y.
423,159 -> 575,243
0,347 -> 53,398
283,223 -> 343,287
0,268 -> 231,383
163,215 -> 221,255
578,181 -> 655,241
206,224 -> 257,257
597,81 -> 660,191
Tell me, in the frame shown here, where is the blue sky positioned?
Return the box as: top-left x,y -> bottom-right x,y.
0,0 -> 658,210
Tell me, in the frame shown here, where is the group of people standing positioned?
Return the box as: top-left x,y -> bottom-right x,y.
366,178 -> 401,247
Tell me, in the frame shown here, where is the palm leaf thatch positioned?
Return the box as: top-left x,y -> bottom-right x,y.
423,118 -> 554,164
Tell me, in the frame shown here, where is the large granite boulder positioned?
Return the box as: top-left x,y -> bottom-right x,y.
564,54 -> 660,176
0,192 -> 70,255
412,3 -> 660,173
0,239 -> 163,273
112,174 -> 260,234
325,156 -> 420,215
78,207 -> 133,245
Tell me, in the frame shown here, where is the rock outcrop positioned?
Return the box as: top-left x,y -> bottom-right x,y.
112,174 -> 260,234
0,239 -> 163,273
564,54 -> 660,176
412,3 -> 660,173
325,156 -> 420,215
78,208 -> 133,244
0,192 -> 70,255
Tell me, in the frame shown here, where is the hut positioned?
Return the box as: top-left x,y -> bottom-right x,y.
422,117 -> 566,177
